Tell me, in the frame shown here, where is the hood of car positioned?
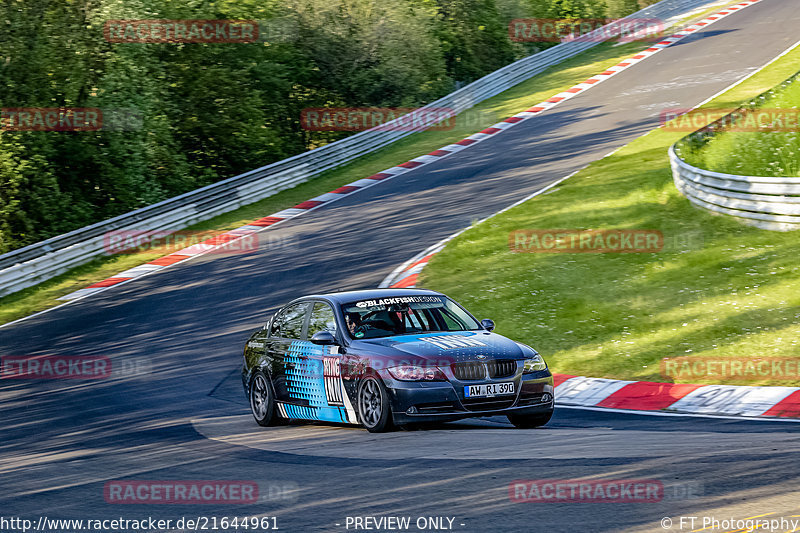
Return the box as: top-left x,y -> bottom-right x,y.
354,331 -> 526,362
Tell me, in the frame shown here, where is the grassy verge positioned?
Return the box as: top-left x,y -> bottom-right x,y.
420,42 -> 800,386
679,70 -> 800,176
0,39 -> 658,326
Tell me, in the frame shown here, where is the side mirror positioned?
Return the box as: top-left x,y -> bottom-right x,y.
481,319 -> 495,332
311,331 -> 337,346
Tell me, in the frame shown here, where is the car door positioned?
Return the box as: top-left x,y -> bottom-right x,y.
266,301 -> 311,404
306,301 -> 347,409
288,301 -> 356,423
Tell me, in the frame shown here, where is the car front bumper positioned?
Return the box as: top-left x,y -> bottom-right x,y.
383,371 -> 554,425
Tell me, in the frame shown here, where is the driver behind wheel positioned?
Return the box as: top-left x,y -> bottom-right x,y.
345,312 -> 363,337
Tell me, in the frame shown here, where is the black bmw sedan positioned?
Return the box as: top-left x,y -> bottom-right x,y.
242,288 -> 554,432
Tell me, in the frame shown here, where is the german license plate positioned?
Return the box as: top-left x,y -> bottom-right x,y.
464,382 -> 515,398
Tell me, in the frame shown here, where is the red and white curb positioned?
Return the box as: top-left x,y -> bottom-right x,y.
385,255 -> 800,420
380,242 -> 448,289
553,374 -> 800,419
52,0 -> 761,304
381,247 -> 800,421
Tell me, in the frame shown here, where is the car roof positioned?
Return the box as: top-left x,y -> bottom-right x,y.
301,288 -> 445,306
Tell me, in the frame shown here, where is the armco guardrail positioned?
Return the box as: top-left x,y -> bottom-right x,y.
0,0 -> 714,297
670,72 -> 800,232
670,147 -> 800,231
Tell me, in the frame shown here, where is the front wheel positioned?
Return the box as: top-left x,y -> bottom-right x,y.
357,375 -> 394,433
249,371 -> 278,427
507,410 -> 553,429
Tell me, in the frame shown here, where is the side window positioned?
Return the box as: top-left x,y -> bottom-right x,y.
271,303 -> 309,340
439,309 -> 462,331
308,302 -> 338,337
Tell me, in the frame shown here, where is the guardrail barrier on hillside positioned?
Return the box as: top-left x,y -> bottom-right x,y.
670,72 -> 800,231
0,0 -> 717,297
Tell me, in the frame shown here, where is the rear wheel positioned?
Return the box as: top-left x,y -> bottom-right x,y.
357,375 -> 394,433
507,410 -> 553,429
249,371 -> 278,427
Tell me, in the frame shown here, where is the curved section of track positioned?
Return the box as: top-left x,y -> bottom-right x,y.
2,1 -> 800,531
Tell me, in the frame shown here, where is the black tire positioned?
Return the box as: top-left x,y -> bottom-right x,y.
507,410 -> 553,429
357,375 -> 394,433
249,371 -> 278,427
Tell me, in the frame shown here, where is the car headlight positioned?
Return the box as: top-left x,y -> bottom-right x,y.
523,354 -> 547,373
388,365 -> 446,381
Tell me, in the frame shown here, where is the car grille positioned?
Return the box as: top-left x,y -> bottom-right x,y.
451,362 -> 486,380
486,359 -> 517,378
451,360 -> 517,380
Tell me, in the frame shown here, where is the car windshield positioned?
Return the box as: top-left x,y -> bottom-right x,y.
341,295 -> 482,339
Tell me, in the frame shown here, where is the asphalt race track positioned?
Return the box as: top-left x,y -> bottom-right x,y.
2,1 -> 800,531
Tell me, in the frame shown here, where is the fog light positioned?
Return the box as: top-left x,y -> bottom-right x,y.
542,393 -> 553,403
406,406 -> 418,414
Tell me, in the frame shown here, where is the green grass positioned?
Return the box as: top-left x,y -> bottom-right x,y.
0,39 -> 657,326
679,71 -> 800,176
420,42 -> 800,387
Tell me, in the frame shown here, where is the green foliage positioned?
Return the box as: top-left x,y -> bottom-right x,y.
0,39 -> 650,323
0,0 -> 644,253
434,0 -> 515,84
605,0 -> 639,18
542,0 -> 607,18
